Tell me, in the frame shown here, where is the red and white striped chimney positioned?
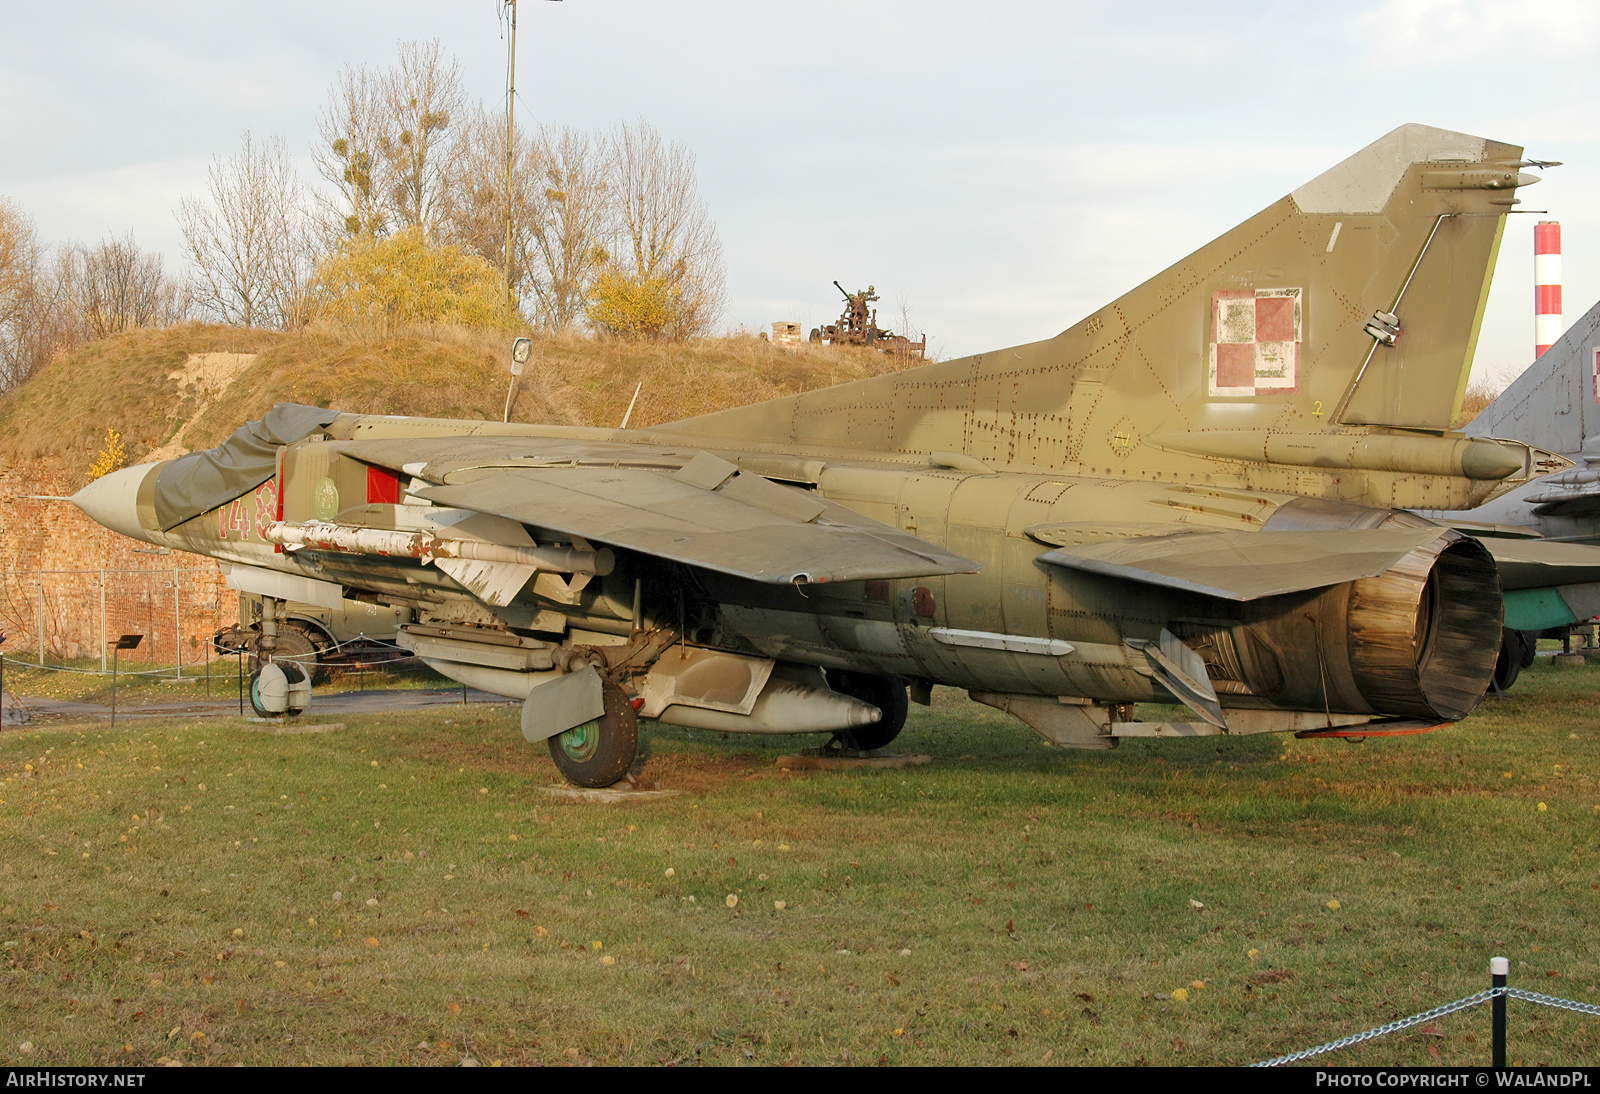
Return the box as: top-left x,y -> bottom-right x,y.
1535,220 -> 1562,358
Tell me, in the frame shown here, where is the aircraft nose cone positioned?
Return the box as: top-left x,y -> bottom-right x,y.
70,462 -> 162,544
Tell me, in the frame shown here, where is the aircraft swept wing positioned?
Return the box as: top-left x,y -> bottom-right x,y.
389,448 -> 978,585
72,124 -> 1559,786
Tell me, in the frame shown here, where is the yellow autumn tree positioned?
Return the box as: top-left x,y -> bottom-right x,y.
304,227 -> 515,331
87,428 -> 126,479
586,266 -> 682,340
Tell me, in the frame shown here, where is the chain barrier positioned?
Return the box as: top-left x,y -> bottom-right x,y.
1254,984 -> 1600,1067
1505,987 -> 1600,1018
2,634 -> 424,679
1252,990 -> 1497,1067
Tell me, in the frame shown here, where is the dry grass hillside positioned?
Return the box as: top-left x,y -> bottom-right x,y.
0,323 -> 914,482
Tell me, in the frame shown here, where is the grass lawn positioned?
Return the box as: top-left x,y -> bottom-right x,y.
1,656 -> 1596,1066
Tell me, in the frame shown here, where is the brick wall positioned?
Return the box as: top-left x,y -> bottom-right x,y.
0,460 -> 236,667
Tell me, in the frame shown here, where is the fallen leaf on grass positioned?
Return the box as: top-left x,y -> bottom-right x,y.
364,937 -> 379,948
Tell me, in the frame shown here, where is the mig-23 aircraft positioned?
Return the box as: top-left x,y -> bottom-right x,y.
1420,297 -> 1600,684
72,124 -> 1566,787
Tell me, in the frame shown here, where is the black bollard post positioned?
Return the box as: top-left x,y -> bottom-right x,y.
1491,955 -> 1508,1068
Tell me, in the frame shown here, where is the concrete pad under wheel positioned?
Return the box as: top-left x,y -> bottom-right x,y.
241,719 -> 346,734
537,784 -> 683,803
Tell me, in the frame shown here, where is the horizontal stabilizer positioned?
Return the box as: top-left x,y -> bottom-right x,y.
1037,527 -> 1443,601
1477,538 -> 1600,591
418,465 -> 978,585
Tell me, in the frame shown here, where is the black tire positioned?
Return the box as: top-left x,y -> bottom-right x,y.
547,679 -> 639,788
1514,628 -> 1537,669
247,625 -> 327,683
825,670 -> 908,752
1493,628 -> 1524,692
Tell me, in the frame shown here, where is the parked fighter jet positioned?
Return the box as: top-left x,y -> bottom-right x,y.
73,125 -> 1563,786
1453,297 -> 1600,548
1423,298 -> 1600,683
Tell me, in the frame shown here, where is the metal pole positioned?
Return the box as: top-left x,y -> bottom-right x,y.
1491,955 -> 1508,1068
99,571 -> 106,673
173,571 -> 182,679
110,645 -> 118,729
504,0 -> 518,310
37,573 -> 44,666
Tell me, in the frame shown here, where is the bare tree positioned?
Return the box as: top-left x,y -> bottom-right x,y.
603,120 -> 726,338
0,199 -> 39,360
379,40 -> 463,238
178,132 -> 316,328
529,125 -> 613,332
314,61 -> 389,239
441,113 -> 611,333
60,233 -> 186,339
438,105 -> 531,304
315,39 -> 464,241
0,198 -> 55,391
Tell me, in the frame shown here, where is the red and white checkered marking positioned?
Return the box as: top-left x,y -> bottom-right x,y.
1208,287 -> 1301,397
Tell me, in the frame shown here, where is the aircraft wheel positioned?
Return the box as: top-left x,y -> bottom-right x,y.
248,661 -> 310,717
247,667 -> 283,718
1514,628 -> 1537,669
248,626 -> 326,683
548,679 -> 638,788
825,670 -> 908,751
1493,628 -> 1525,692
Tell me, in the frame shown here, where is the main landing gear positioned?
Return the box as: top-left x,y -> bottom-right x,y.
547,678 -> 639,788
825,670 -> 908,751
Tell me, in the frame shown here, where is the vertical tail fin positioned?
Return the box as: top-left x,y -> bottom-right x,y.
664,125 -> 1536,480
1466,297 -> 1600,456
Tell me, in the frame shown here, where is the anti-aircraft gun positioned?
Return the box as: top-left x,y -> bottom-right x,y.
810,282 -> 926,359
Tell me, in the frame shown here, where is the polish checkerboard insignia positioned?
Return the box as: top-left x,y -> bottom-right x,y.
1208,287 -> 1301,397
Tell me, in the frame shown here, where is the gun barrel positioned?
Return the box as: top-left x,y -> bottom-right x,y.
833,280 -> 848,299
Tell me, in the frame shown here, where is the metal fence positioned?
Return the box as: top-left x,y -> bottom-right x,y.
0,566 -> 232,673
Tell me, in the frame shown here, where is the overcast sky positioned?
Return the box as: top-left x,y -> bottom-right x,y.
4,0 -> 1596,387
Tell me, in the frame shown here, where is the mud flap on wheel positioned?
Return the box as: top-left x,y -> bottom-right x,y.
521,665 -> 606,743
254,663 -> 289,715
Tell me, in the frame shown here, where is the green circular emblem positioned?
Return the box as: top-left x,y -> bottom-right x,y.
312,476 -> 340,520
